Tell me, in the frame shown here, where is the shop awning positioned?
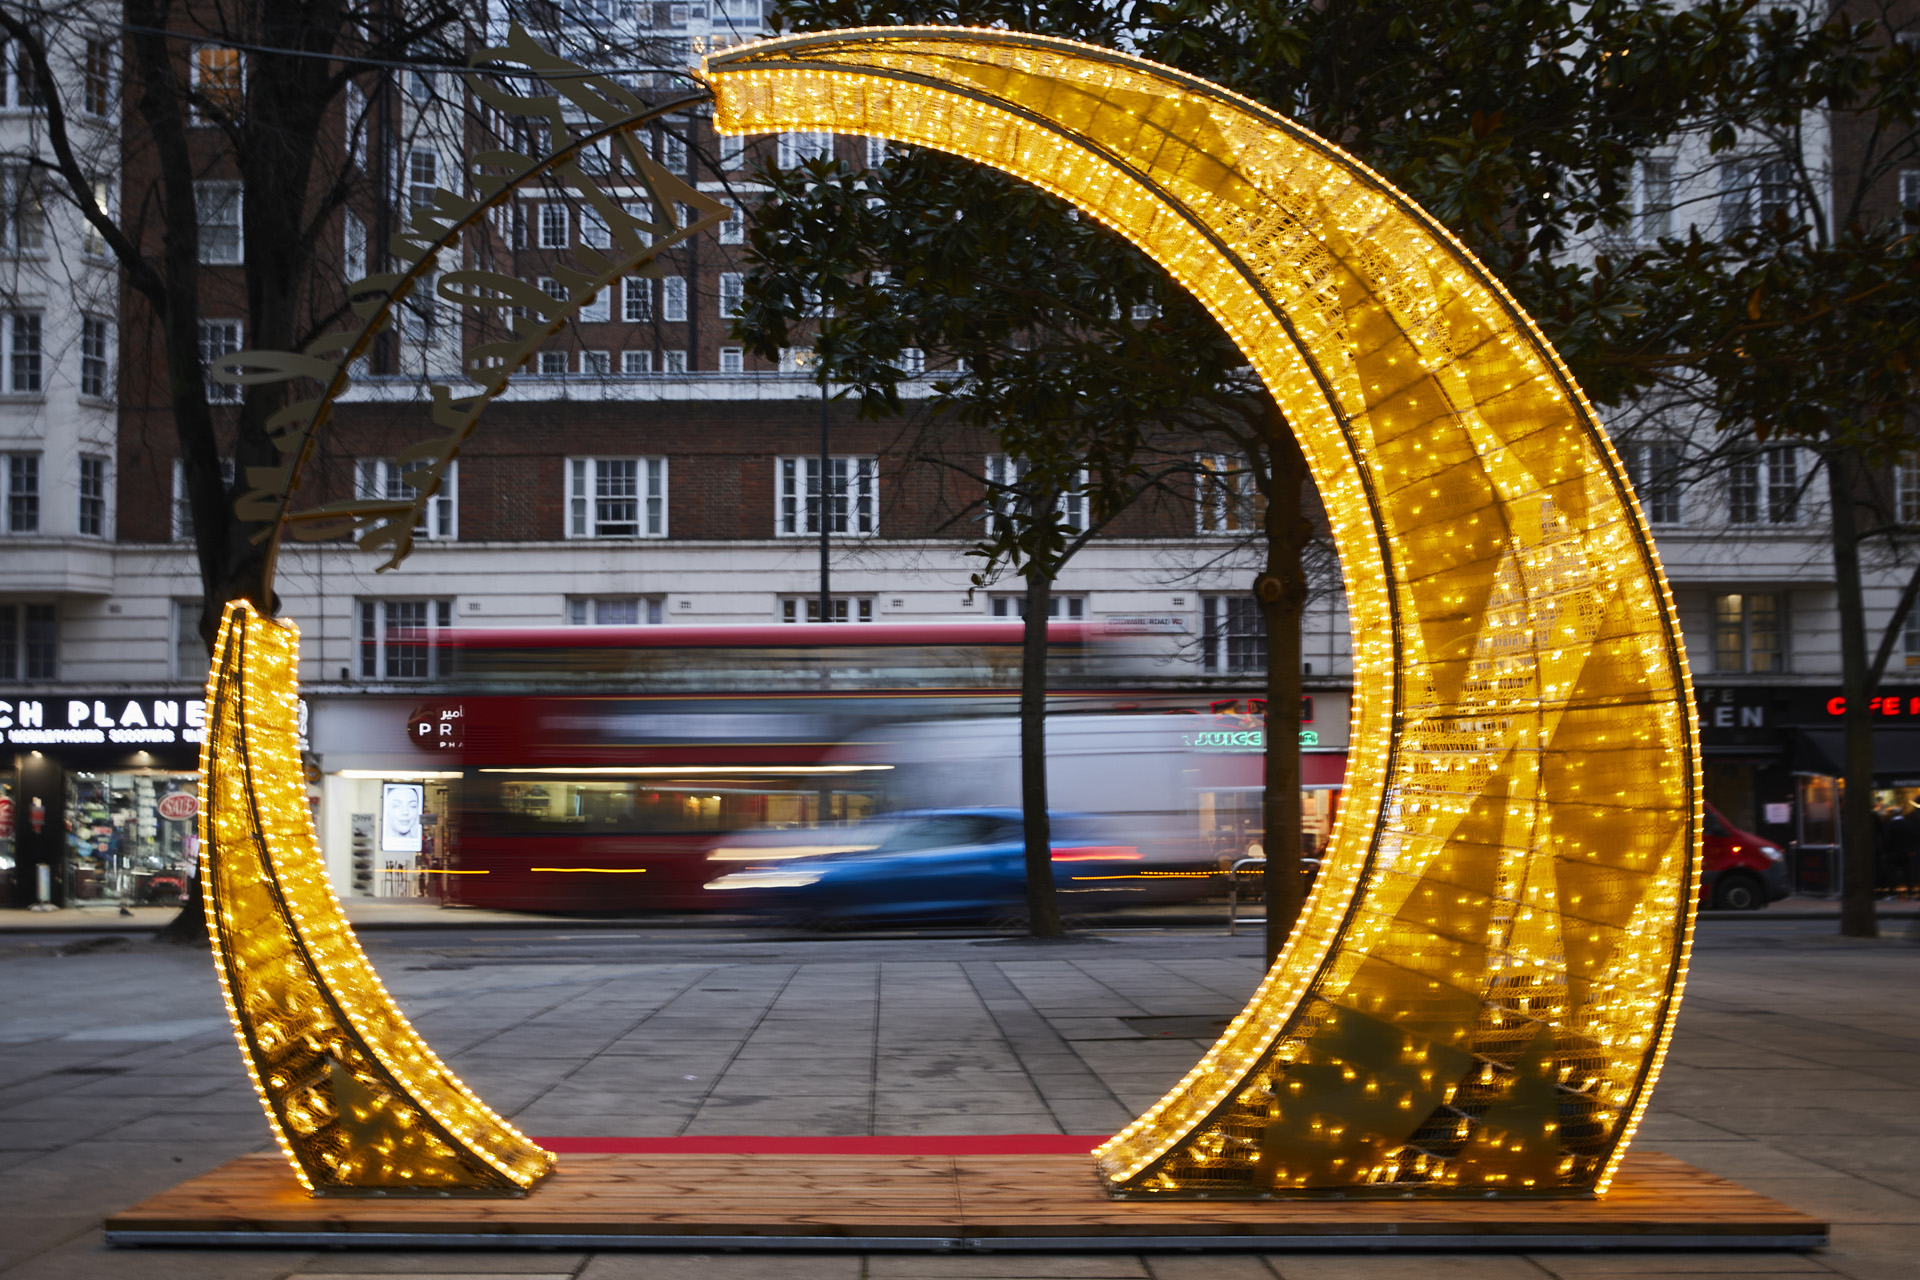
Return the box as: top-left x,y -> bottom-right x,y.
1790,728 -> 1920,786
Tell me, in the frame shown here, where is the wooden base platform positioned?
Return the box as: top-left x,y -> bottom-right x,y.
105,1149 -> 1826,1252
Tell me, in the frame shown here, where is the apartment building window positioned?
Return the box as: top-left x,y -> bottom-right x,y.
718,272 -> 744,318
6,37 -> 42,108
343,211 -> 366,281
537,349 -> 568,376
195,181 -> 242,263
173,600 -> 207,681
191,45 -> 244,118
662,350 -> 688,373
582,350 -> 611,375
81,177 -> 110,257
718,202 -> 744,244
344,80 -> 366,170
0,603 -> 56,680
718,347 -> 743,374
539,202 -> 569,249
1721,157 -> 1797,231
198,320 -> 242,401
622,350 -> 652,375
569,597 -> 663,625
865,136 -> 889,168
1203,596 -> 1266,673
581,206 -> 611,249
1626,439 -> 1684,525
1729,446 -> 1800,525
82,38 -> 113,116
984,454 -> 1088,532
782,597 -> 874,623
1901,170 -> 1920,215
78,455 -> 106,536
719,134 -> 747,168
659,127 -> 688,174
662,275 -> 687,322
990,594 -> 1084,619
355,458 -> 457,539
407,44 -> 436,101
2,167 -> 44,253
568,457 -> 666,538
173,454 -> 237,541
358,599 -> 451,679
779,456 -> 876,536
779,346 -> 816,373
6,453 -> 37,532
172,457 -> 234,540
778,131 -> 832,167
1197,453 -> 1260,534
407,150 -> 438,215
78,316 -> 112,399
1712,592 -> 1786,673
1898,454 -> 1920,526
579,286 -> 610,323
6,313 -> 39,392
1636,158 -> 1675,242
623,200 -> 655,244
625,277 -> 652,322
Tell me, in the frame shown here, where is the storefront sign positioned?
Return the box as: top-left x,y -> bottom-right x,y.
408,702 -> 466,751
0,695 -> 207,747
157,792 -> 199,822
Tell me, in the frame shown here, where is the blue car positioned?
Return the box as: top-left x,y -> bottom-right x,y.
703,808 -> 1210,927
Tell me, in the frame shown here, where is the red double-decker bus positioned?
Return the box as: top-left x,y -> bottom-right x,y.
427,622 -> 1114,913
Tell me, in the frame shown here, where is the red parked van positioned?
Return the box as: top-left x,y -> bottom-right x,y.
1702,802 -> 1792,910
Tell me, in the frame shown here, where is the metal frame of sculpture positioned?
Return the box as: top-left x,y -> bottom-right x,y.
201,26 -> 1700,1200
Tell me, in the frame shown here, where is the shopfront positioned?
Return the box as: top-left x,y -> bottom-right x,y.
0,692 -> 208,908
1696,682 -> 1920,895
308,696 -> 458,901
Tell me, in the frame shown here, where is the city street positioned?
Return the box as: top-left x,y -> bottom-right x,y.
0,915 -> 1916,1278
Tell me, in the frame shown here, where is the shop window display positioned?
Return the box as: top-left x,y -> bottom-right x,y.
64,770 -> 197,904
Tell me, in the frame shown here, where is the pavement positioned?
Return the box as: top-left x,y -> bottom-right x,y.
4,892 -> 1916,934
1,915 -> 1917,1278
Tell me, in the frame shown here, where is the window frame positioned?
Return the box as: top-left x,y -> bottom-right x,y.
565,456 -> 668,539
780,596 -> 876,623
198,319 -> 243,402
194,180 -> 243,264
78,315 -> 112,401
1728,445 -> 1802,526
568,597 -> 664,626
1202,595 -> 1266,673
1626,439 -> 1685,527
5,311 -> 41,394
77,454 -> 107,537
1710,592 -> 1787,674
354,457 -> 458,540
358,598 -> 453,681
777,455 -> 878,537
662,274 -> 688,323
5,452 -> 39,533
0,601 -> 56,681
984,453 -> 1089,533
190,44 -> 244,121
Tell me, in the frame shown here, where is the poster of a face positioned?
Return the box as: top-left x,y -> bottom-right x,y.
381,782 -> 425,854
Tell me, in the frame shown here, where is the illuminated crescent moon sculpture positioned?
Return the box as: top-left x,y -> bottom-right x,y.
201,26 -> 1698,1200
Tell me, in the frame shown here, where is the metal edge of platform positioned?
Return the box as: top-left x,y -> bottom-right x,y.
103,1228 -> 1831,1253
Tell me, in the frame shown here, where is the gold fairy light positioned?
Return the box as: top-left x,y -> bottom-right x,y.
701,28 -> 1701,1199
200,603 -> 555,1194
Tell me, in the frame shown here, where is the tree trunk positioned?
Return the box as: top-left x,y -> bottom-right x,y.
1020,572 -> 1064,936
1258,428 -> 1313,966
1826,450 -> 1879,938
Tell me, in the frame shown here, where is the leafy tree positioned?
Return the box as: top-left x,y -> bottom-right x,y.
0,0 -> 466,938
1599,2 -> 1920,937
745,0 -> 1829,955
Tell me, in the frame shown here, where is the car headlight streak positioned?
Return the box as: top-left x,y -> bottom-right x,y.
701,29 -> 1701,1200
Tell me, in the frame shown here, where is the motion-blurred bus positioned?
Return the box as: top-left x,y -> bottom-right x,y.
432,622 -> 1118,912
